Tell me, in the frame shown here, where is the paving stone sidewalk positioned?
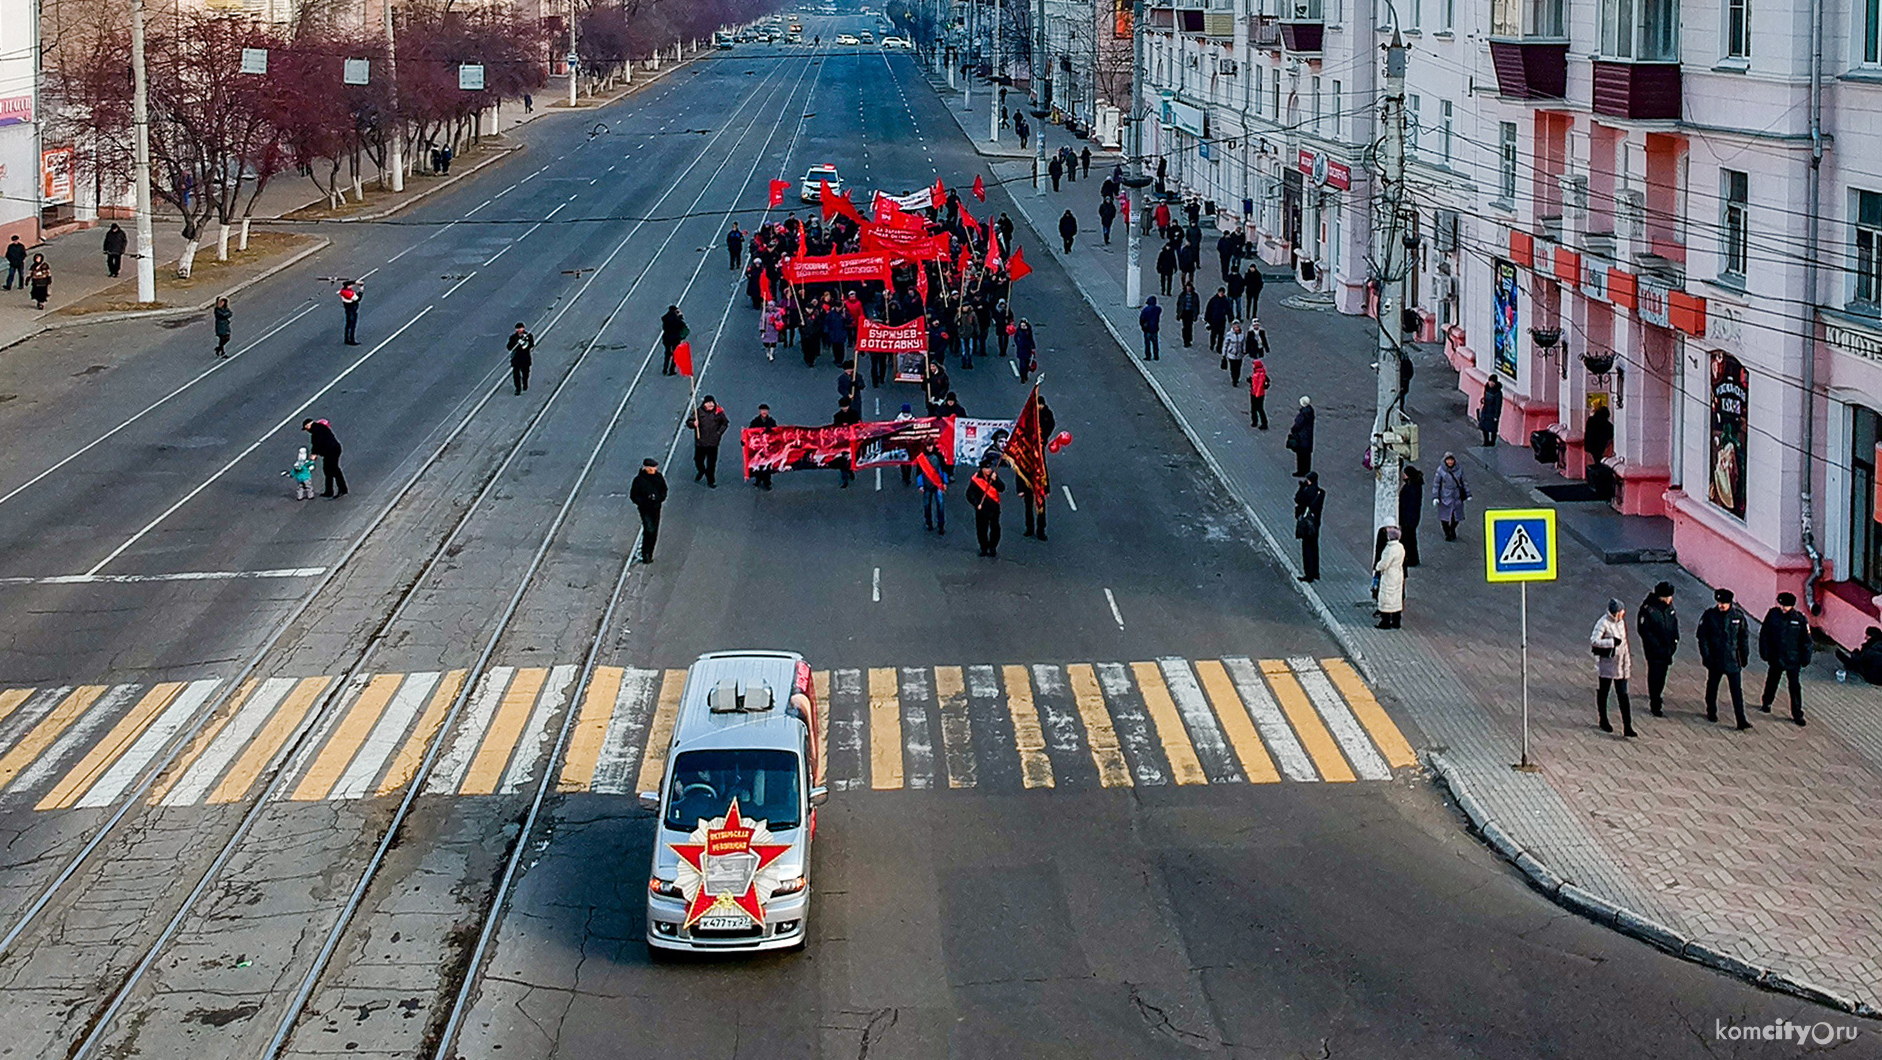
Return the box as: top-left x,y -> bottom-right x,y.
926,79 -> 1882,1014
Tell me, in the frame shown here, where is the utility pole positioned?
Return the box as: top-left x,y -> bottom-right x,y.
1122,0 -> 1147,307
988,0 -> 1001,142
128,0 -> 156,303
1369,31 -> 1410,538
1031,0 -> 1047,197
384,0 -> 404,192
568,0 -> 580,107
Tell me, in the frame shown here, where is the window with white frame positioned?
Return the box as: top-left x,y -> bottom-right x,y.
1409,94 -> 1421,154
1272,68 -> 1282,119
1411,0 -> 1423,29
1499,121 -> 1519,203
1725,0 -> 1751,58
1331,80 -> 1342,137
1443,0 -> 1456,30
1857,189 -> 1882,308
1529,0 -> 1565,35
1721,169 -> 1749,279
1491,0 -> 1520,35
1312,76 -> 1322,130
1601,0 -> 1679,58
1440,99 -> 1454,163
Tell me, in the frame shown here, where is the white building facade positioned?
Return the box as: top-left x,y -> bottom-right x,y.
0,0 -> 43,249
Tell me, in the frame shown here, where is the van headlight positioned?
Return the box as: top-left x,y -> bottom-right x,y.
771,876 -> 807,897
648,877 -> 684,899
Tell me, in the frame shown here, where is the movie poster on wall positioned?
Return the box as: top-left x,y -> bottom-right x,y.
1708,352 -> 1750,520
1492,259 -> 1520,380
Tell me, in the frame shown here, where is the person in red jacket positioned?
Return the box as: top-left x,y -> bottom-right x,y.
1247,351 -> 1270,430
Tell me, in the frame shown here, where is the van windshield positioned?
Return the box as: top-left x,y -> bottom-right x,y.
665,749 -> 801,831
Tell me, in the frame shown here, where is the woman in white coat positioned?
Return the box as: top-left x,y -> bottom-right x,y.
1374,526 -> 1406,628
1590,598 -> 1637,736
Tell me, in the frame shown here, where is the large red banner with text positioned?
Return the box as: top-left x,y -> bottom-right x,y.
855,318 -> 927,355
742,417 -> 956,478
782,252 -> 893,286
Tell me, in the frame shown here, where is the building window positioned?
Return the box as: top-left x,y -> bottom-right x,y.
1440,100 -> 1454,163
1312,76 -> 1322,131
1492,0 -> 1520,35
1866,0 -> 1880,63
1331,80 -> 1342,137
1271,68 -> 1282,119
1725,0 -> 1751,57
1857,190 -> 1882,308
1411,0 -> 1423,29
1529,0 -> 1566,35
1408,94 -> 1422,154
1443,0 -> 1456,28
1721,169 -> 1749,279
1601,0 -> 1679,58
1849,406 -> 1882,591
1499,121 -> 1519,203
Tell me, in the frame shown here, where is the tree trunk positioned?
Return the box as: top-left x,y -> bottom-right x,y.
239,218 -> 250,252
177,239 -> 200,279
216,221 -> 230,262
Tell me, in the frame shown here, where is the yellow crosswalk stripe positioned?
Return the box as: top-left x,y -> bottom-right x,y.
37,683 -> 185,810
1194,661 -> 1279,783
150,679 -> 254,804
1321,658 -> 1416,768
1130,662 -> 1207,785
867,667 -> 903,790
632,669 -> 686,797
933,665 -> 975,789
1260,659 -> 1355,782
1001,665 -> 1054,789
291,674 -> 401,802
812,670 -> 830,788
1065,664 -> 1131,787
0,687 -> 34,729
207,676 -> 331,804
0,685 -> 107,791
461,667 -> 548,796
559,666 -> 623,793
378,670 -> 466,796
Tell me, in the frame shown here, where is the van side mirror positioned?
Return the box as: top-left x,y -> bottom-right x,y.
809,786 -> 829,807
638,791 -> 660,812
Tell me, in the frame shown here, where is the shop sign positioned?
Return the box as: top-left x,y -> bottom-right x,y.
40,146 -> 74,204
1637,276 -> 1673,328
1708,352 -> 1749,520
1581,258 -> 1611,302
1827,320 -> 1882,364
1296,150 -> 1350,190
0,95 -> 32,128
1165,98 -> 1205,137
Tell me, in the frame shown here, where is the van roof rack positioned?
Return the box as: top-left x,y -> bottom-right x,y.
707,679 -> 775,713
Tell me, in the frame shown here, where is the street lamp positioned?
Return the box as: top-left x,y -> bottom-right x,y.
1119,0 -> 1150,307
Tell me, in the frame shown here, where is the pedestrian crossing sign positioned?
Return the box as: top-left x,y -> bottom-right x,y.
1483,508 -> 1557,582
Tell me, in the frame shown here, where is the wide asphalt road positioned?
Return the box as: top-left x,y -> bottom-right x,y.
0,18 -> 1867,1060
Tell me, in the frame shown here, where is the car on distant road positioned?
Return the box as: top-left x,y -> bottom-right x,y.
859,30 -> 875,43
835,33 -> 860,45
799,163 -> 843,202
713,31 -> 735,48
881,35 -> 910,48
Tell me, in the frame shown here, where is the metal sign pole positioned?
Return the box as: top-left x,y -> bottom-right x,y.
1518,581 -> 1533,771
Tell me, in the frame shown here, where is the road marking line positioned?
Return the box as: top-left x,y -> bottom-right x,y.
830,668 -> 864,791
558,666 -> 623,792
933,665 -> 975,789
66,679 -> 221,809
1062,485 -> 1076,511
331,672 -> 437,800
1103,588 -> 1124,628
0,567 -> 328,586
872,566 -> 880,602
0,688 -> 34,728
1290,658 -> 1392,781
35,683 -> 181,809
1221,657 -> 1316,780
897,667 -> 934,789
481,243 -> 513,268
499,664 -> 578,795
10,684 -> 143,798
1260,659 -> 1355,782
425,667 -> 514,795
0,686 -> 107,791
1001,665 -> 1054,789
1193,660 -> 1279,783
875,467 -> 882,490
84,307 -> 434,576
459,668 -> 547,796
151,677 -> 264,805
357,267 -> 379,281
493,182 -> 518,199
467,198 -> 492,216
204,675 -> 330,804
1156,658 -> 1243,783
442,270 -> 478,298
544,202 -> 568,219
582,667 -> 661,794
1321,658 -> 1417,768
867,667 -> 902,790
377,670 -> 465,795
289,673 -> 400,801
632,669 -> 686,797
1130,662 -> 1208,784
1065,664 -> 1131,787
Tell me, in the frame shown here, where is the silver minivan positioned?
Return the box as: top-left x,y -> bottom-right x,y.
641,651 -> 824,954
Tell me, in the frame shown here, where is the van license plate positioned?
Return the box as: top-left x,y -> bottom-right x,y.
698,915 -> 753,931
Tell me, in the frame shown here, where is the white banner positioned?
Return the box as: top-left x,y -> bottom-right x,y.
874,187 -> 933,214
343,58 -> 370,85
953,417 -> 1016,467
458,63 -> 485,91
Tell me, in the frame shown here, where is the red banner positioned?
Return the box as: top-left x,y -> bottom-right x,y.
742,417 -> 956,477
861,227 -> 951,260
1005,386 -> 1048,503
856,318 -> 927,355
783,252 -> 893,286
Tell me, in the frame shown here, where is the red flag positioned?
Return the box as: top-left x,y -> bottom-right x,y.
956,243 -> 973,276
674,340 -> 694,377
759,270 -> 772,303
768,179 -> 789,207
914,449 -> 945,491
972,174 -> 986,202
819,182 -> 864,225
1005,385 -> 1049,503
985,233 -> 1003,271
932,178 -> 946,208
958,197 -> 978,235
1006,244 -> 1033,282
915,261 -> 929,304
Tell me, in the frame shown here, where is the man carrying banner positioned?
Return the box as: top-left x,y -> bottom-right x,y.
1005,386 -> 1052,542
747,403 -> 778,490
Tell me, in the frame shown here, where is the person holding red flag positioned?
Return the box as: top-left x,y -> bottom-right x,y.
1004,385 -> 1051,541
660,305 -> 688,376
972,175 -> 986,201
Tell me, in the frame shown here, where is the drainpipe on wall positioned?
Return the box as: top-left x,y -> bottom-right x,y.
1800,0 -> 1826,614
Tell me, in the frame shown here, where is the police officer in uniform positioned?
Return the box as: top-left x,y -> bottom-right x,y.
1696,588 -> 1752,730
1758,591 -> 1813,725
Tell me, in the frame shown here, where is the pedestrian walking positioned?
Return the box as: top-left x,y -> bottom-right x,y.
688,395 -> 730,488
301,418 -> 347,497
211,297 -> 233,357
1758,591 -> 1812,725
992,299 -> 1013,357
1205,286 -> 1232,354
1432,451 -> 1469,539
285,446 -> 316,501
1696,588 -> 1753,730
1294,471 -> 1324,582
801,300 -> 823,367
837,360 -> 867,405
1139,297 -> 1162,360
1285,396 -> 1315,477
1216,232 -> 1238,279
832,395 -> 861,487
630,459 -> 668,563
1080,146 -> 1092,179
103,223 -> 128,278
3,235 -> 24,291
1177,240 -> 1199,288
1048,155 -> 1063,192
336,279 -> 365,344
27,254 -> 51,309
1225,268 -> 1244,311
1176,282 -> 1200,347
1590,599 -> 1637,736
1243,263 -> 1264,318
921,454 -> 950,532
1585,404 -> 1615,462
968,465 -> 1004,557
1374,527 -> 1407,628
1222,320 -> 1246,387
1156,242 -> 1178,295
1014,319 -> 1038,381
507,322 -> 534,393
1098,198 -> 1117,244
660,305 -> 687,375
1058,210 -> 1078,253
1636,581 -> 1680,716
748,404 -> 777,490
1247,351 -> 1270,429
1398,464 -> 1424,566
726,223 -> 745,270
1478,375 -> 1504,446
761,300 -> 783,363
1016,116 -> 1030,150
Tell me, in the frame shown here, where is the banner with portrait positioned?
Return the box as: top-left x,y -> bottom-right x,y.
1492,259 -> 1520,379
953,417 -> 1016,468
1708,352 -> 1749,519
741,417 -> 956,478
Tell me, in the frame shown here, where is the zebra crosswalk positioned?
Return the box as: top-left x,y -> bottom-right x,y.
0,657 -> 1415,812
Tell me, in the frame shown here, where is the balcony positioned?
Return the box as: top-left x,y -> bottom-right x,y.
1250,14 -> 1282,49
1592,60 -> 1681,120
1488,38 -> 1569,100
1279,0 -> 1323,54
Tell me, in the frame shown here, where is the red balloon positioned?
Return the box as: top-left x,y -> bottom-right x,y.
1053,431 -> 1072,449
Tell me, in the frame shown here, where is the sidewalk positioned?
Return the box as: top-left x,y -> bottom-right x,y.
930,81 -> 1882,1015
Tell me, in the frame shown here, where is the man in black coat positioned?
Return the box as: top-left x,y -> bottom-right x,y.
1175,282 -> 1201,347
748,404 -> 778,490
1058,210 -> 1078,253
1286,396 -> 1315,477
630,459 -> 668,563
301,418 -> 347,497
1696,588 -> 1752,730
506,322 -> 534,395
1244,262 -> 1265,318
1636,581 -> 1680,716
687,396 -> 731,488
1758,591 -> 1813,725
102,224 -> 128,277
1216,232 -> 1238,279
1097,198 -> 1117,244
1204,286 -> 1233,354
659,305 -> 686,376
1293,471 -> 1324,582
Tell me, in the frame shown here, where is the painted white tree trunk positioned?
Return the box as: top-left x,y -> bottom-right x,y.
352,174 -> 363,200
239,217 -> 251,251
177,238 -> 200,278
216,222 -> 230,262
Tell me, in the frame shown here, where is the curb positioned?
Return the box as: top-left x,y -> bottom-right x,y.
921,75 -> 1119,163
1426,751 -> 1882,1019
1,236 -> 332,350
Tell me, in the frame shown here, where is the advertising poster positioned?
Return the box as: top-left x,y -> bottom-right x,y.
1708,352 -> 1749,519
1492,259 -> 1520,379
40,147 -> 75,204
